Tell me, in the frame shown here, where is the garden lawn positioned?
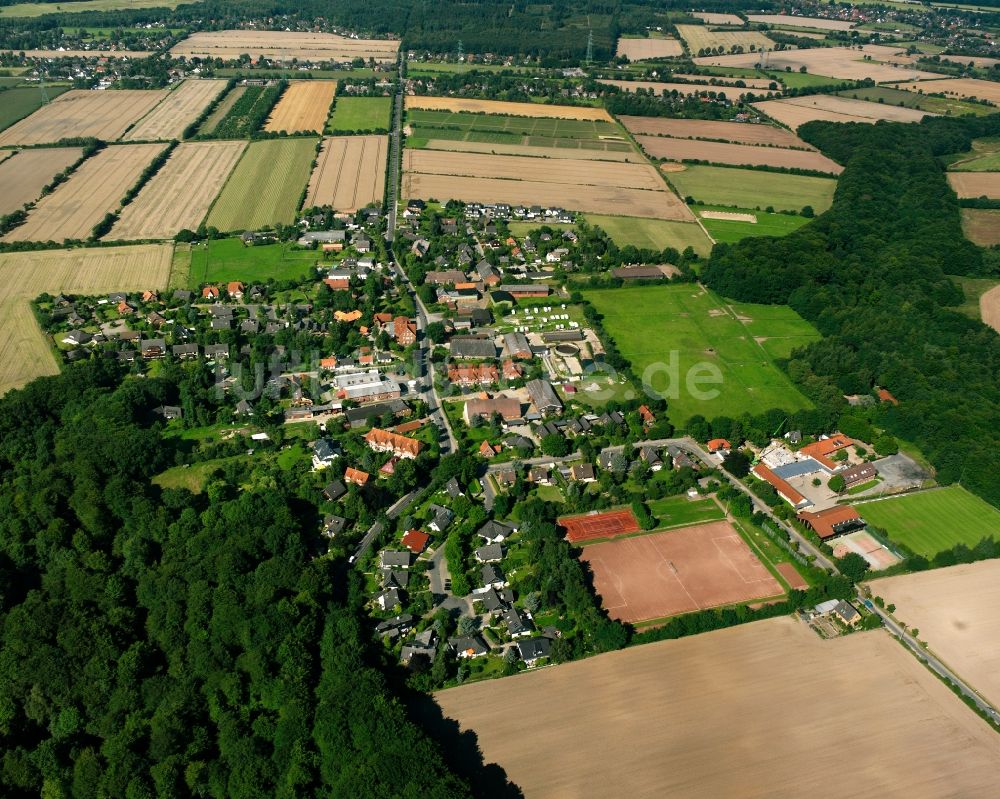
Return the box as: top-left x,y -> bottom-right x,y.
667,165 -> 837,213
857,485 -> 1000,558
205,137 -> 316,231
188,238 -> 318,286
697,205 -> 813,243
328,96 -> 392,132
648,495 -> 725,527
584,214 -> 713,256
584,283 -> 815,424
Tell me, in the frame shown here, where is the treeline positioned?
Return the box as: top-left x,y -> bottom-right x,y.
204,81 -> 285,139
0,361 -> 471,798
702,114 -> 1000,507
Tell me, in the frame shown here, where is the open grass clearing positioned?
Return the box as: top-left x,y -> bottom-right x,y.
857,485 -> 1000,557
326,95 -> 390,133
947,136 -> 1000,171
665,164 -> 836,213
205,137 -> 317,232
584,283 -> 815,423
747,13 -> 854,31
647,494 -> 725,526
0,0 -> 197,16
0,88 -> 166,145
5,143 -> 165,242
584,214 -> 713,256
434,617 -> 1000,798
697,204 -> 813,244
0,146 -> 82,216
110,140 -> 246,241
949,274 -> 1000,324
837,85 -> 994,117
869,560 -> 1000,710
187,238 -> 317,287
0,245 -> 172,395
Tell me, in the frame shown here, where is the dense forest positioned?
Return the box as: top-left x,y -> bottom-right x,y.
0,361 -> 472,798
702,115 -> 1000,508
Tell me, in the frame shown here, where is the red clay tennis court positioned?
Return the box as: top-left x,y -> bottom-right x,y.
559,508 -> 640,544
578,520 -> 784,624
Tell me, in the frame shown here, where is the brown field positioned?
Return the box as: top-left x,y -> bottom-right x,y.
620,116 -> 811,148
675,24 -> 775,54
982,284 -> 1000,334
0,245 -> 172,395
4,143 -> 165,242
695,45 -> 939,82
892,77 -> 1000,106
421,138 -> 637,161
434,617 -> 1000,799
634,135 -> 843,174
578,521 -> 782,623
775,561 -> 808,589
0,88 -> 167,146
404,95 -> 613,121
747,13 -> 855,31
0,146 -> 82,216
961,208 -> 1000,246
0,151 -> 14,164
404,173 -> 692,221
1,48 -> 153,58
673,73 -> 778,89
264,80 -> 337,134
939,54 -> 1000,69
404,149 -> 666,190
948,171 -> 1000,198
754,95 -> 932,129
123,78 -> 227,141
615,36 -> 683,61
109,140 -> 246,240
870,560 -> 1000,709
559,508 -> 640,544
600,79 -> 764,97
305,135 -> 387,211
170,29 -> 399,62
692,11 -> 743,24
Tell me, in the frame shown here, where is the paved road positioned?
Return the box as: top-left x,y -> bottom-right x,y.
865,597 -> 1000,725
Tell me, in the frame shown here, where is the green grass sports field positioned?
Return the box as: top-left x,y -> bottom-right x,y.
584,284 -> 816,424
206,138 -> 316,232
648,495 -> 725,527
857,485 -> 1000,558
585,214 -> 713,256
187,238 -> 318,287
697,205 -> 813,244
667,165 -> 837,213
327,97 -> 392,132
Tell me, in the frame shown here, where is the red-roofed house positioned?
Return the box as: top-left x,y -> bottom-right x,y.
202,285 -> 220,300
638,405 -> 655,428
479,440 -> 500,458
752,463 -> 810,509
877,388 -> 899,406
799,434 -> 853,470
344,467 -> 370,487
364,427 -> 422,458
798,505 -> 865,539
401,529 -> 430,554
379,456 -> 400,476
707,438 -> 731,453
227,281 -> 244,299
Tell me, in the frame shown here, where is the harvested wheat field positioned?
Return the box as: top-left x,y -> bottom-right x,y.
600,79 -> 762,97
870,560 -> 1000,709
615,35 -> 683,61
110,140 -> 246,240
404,173 -> 692,221
435,617 -> 1000,799
264,80 -> 337,134
0,146 -> 82,216
171,29 -> 399,62
620,116 -> 810,148
948,172 -> 1000,199
692,11 -> 743,25
305,135 -> 387,211
892,77 -> 1000,106
405,96 -> 612,121
695,45 -> 938,83
122,78 -> 227,141
747,14 -> 854,31
1,48 -> 154,58
675,24 -> 774,54
0,88 -> 167,146
4,143 -> 165,242
635,135 -> 842,174
405,149 -> 666,190
982,284 -> 1000,334
421,138 -> 637,161
961,208 -> 1000,247
0,244 -> 172,394
754,95 -> 932,130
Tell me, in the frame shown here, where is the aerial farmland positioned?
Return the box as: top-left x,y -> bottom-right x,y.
264,80 -> 337,134
122,79 -> 228,141
305,135 -> 387,211
0,146 -> 82,215
169,29 -> 400,62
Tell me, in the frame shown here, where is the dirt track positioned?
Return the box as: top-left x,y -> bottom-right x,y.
110,140 -> 246,240
264,80 -> 336,134
435,617 -> 1000,798
5,143 -> 165,242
